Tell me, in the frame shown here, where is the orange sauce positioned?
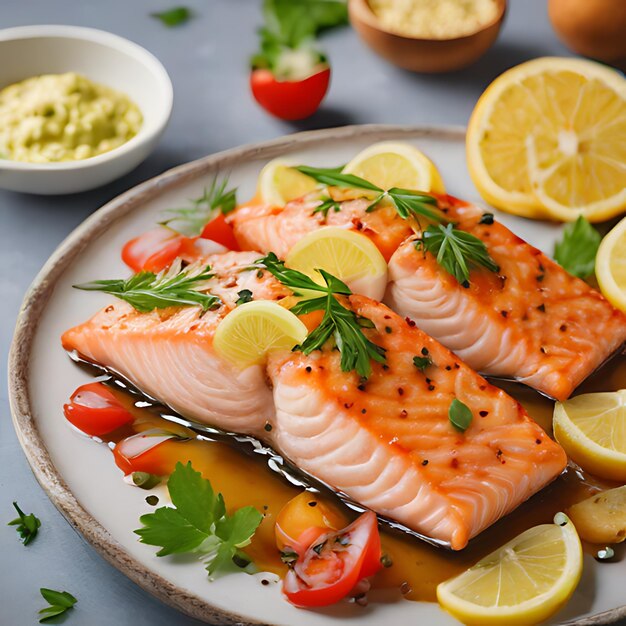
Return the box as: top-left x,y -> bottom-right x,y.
85,354 -> 625,602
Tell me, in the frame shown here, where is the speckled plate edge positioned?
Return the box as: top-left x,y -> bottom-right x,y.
8,124 -> 626,626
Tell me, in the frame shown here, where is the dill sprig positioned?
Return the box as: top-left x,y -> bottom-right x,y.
159,176 -> 237,237
258,253 -> 386,378
74,262 -> 221,314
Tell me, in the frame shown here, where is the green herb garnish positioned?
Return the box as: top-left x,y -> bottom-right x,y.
448,398 -> 473,432
160,176 -> 237,237
295,165 -> 442,225
132,472 -> 162,490
252,0 -> 347,79
135,462 -> 262,576
312,196 -> 342,218
412,355 -> 432,371
8,502 -> 41,545
235,289 -> 254,306
38,588 -> 77,623
419,223 -> 499,287
74,262 -> 221,315
554,216 -> 601,279
259,253 -> 386,378
151,6 -> 191,27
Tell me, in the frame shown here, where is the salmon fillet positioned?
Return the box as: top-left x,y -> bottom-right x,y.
62,251 -> 566,549
230,193 -> 626,399
385,198 -> 626,401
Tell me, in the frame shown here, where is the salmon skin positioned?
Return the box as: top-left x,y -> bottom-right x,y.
385,198 -> 626,401
63,251 -> 566,549
230,193 -> 626,400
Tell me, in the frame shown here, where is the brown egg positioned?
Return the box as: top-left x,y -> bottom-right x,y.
548,0 -> 626,64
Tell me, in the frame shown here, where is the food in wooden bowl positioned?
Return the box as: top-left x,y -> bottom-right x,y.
348,0 -> 506,73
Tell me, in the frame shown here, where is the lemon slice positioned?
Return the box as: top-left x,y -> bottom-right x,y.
437,514 -> 582,626
257,158 -> 319,206
467,57 -> 626,221
553,390 -> 626,481
343,141 -> 445,193
285,227 -> 388,301
596,215 -> 626,312
213,301 -> 308,368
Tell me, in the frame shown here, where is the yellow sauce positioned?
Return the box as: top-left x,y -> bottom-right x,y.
0,72 -> 142,163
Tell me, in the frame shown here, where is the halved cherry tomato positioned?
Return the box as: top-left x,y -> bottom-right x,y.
250,66 -> 331,121
113,431 -> 179,475
282,511 -> 382,607
275,492 -> 348,554
63,382 -> 134,437
122,227 -> 185,273
200,213 -> 240,251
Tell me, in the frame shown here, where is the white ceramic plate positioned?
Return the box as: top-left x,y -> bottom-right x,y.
9,125 -> 626,626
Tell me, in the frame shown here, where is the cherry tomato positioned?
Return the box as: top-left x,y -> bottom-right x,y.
282,511 -> 382,607
113,431 -> 179,475
275,492 -> 348,554
63,382 -> 134,437
122,227 -> 185,273
200,213 -> 240,250
250,66 -> 331,121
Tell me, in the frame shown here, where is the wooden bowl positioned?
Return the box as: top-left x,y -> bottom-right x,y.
349,0 -> 507,73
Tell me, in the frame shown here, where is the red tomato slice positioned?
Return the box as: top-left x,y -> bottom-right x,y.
200,213 -> 240,250
250,67 -> 331,121
282,511 -> 382,607
63,382 -> 134,437
122,227 -> 185,273
113,431 -> 178,475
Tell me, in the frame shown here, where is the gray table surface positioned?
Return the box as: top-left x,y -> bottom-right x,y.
2,2 -> 621,625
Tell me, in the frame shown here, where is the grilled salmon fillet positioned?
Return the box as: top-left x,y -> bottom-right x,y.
386,198 -> 626,401
62,251 -> 566,549
230,193 -> 626,399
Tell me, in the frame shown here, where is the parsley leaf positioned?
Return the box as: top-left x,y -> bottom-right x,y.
151,6 -> 191,27
259,253 -> 386,378
38,588 -> 77,623
74,262 -> 221,315
554,216 -> 601,279
8,502 -> 41,545
160,177 -> 238,237
135,462 -> 262,575
412,355 -> 432,371
420,223 -> 499,287
449,399 -> 473,432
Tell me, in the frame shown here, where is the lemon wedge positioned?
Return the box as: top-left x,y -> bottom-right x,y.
567,486 -> 626,545
285,227 -> 388,301
596,215 -> 626,313
343,141 -> 445,193
437,513 -> 582,626
257,158 -> 319,206
467,57 -> 626,221
553,390 -> 626,481
213,301 -> 308,368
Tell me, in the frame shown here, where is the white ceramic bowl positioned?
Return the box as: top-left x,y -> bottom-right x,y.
0,25 -> 173,195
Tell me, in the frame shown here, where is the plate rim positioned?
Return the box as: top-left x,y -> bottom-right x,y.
8,123 -> 626,626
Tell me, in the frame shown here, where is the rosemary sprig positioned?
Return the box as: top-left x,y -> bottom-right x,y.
74,262 -> 221,314
312,196 -> 342,218
295,165 -> 443,225
160,176 -> 237,237
419,223 -> 499,287
258,253 -> 386,378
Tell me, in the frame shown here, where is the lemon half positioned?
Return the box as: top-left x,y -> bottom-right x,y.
213,301 -> 307,368
554,390 -> 626,481
437,514 -> 582,626
257,158 -> 319,206
467,57 -> 626,221
285,227 -> 388,301
343,141 -> 445,193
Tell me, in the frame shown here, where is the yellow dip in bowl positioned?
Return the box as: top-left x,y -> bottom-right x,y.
0,72 -> 143,163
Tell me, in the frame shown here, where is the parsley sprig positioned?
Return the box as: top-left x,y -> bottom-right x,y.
296,165 -> 442,225
135,462 -> 263,576
160,176 -> 237,237
74,262 -> 221,314
259,253 -> 386,378
554,215 -> 601,279
419,223 -> 499,287
38,588 -> 77,623
8,502 -> 41,545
